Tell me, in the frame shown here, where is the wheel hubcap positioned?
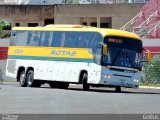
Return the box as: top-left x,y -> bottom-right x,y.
27,73 -> 33,86
20,73 -> 25,85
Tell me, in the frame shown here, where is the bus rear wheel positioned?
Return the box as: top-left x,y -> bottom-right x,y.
26,70 -> 41,87
19,70 -> 27,87
82,73 -> 90,91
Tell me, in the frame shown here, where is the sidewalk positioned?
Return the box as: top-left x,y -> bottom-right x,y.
140,86 -> 160,89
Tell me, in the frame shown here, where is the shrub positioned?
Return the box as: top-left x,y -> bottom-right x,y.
0,22 -> 11,38
141,55 -> 160,85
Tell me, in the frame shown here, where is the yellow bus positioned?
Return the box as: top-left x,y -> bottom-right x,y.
6,25 -> 151,92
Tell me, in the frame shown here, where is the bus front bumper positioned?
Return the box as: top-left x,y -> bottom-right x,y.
99,74 -> 140,88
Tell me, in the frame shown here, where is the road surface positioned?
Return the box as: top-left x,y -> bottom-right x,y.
0,83 -> 160,114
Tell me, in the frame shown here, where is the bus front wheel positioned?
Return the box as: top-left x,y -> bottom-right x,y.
82,73 -> 90,91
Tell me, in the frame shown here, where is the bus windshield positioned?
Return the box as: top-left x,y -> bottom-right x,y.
102,36 -> 143,70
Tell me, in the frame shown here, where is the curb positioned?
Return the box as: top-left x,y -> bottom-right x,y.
139,86 -> 160,89
0,81 -> 17,85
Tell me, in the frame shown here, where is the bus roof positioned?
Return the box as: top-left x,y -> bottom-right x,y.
12,25 -> 141,40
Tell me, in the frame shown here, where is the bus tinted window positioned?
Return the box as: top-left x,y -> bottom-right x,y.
11,31 -> 28,46
40,32 -> 52,47
11,31 -> 103,49
51,32 -> 64,47
27,31 -> 40,46
51,31 -> 103,49
10,31 -> 17,46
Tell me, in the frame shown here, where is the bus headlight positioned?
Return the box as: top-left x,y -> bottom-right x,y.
104,75 -> 112,79
134,79 -> 139,82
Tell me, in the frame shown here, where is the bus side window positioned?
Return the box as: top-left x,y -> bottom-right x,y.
27,32 -> 32,45
63,32 -> 79,48
40,32 -> 51,47
64,32 -> 72,47
48,32 -> 53,46
17,31 -> 28,46
81,32 -> 89,48
27,31 -> 40,46
51,32 -> 63,47
71,32 -> 79,48
40,32 -> 45,46
77,32 -> 84,48
10,31 -> 17,46
92,33 -> 103,53
60,32 -> 65,47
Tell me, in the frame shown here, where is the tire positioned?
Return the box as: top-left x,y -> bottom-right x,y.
115,86 -> 121,93
82,73 -> 90,91
26,70 -> 40,87
19,70 -> 27,87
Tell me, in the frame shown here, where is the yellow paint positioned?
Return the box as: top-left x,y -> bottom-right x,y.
8,46 -> 93,59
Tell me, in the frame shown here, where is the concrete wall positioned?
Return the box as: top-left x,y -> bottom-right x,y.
54,4 -> 144,29
0,38 -> 15,81
0,5 -> 54,27
0,4 -> 144,28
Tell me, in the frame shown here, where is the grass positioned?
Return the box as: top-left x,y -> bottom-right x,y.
140,83 -> 160,87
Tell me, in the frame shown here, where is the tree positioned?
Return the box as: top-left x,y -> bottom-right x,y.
0,21 -> 11,39
0,22 -> 5,37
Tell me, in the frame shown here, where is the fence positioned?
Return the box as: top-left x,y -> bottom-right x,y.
141,55 -> 160,86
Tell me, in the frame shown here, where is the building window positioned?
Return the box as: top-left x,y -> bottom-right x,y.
28,23 -> 38,27
100,23 -> 110,28
91,22 -> 97,27
82,22 -> 87,26
15,23 -> 20,26
44,19 -> 54,26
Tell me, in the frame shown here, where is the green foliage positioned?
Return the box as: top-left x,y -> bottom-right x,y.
0,21 -> 11,39
0,23 -> 4,30
0,22 -> 5,36
141,55 -> 160,86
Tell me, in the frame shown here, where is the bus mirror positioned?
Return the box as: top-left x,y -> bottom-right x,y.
147,51 -> 152,61
142,49 -> 152,62
103,44 -> 107,56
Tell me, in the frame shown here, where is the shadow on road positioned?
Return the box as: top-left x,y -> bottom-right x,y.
4,83 -> 160,95
66,87 -> 160,95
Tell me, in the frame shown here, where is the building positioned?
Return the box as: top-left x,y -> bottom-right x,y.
0,3 -> 144,29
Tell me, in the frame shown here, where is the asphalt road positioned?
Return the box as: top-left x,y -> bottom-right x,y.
0,83 -> 160,114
